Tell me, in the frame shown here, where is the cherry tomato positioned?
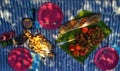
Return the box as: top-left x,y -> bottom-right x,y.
75,44 -> 81,51
82,27 -> 88,33
72,51 -> 80,57
69,44 -> 75,51
79,49 -> 86,56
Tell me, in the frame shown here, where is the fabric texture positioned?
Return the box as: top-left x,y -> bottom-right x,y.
0,0 -> 120,71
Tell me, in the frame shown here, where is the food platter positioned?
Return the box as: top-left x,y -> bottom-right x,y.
56,10 -> 112,63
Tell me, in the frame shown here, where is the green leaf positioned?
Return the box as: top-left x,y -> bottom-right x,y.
75,10 -> 93,19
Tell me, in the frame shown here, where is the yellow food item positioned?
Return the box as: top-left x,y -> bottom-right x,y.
24,30 -> 53,58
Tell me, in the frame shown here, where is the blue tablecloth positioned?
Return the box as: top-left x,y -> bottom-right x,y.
0,0 -> 120,71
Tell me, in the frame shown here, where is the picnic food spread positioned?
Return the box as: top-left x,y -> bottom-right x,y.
1,1 -> 119,71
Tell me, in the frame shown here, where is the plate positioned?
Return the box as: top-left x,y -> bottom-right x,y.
37,2 -> 63,29
8,47 -> 32,71
94,47 -> 119,70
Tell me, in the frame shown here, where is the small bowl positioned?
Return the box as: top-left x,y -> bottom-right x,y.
22,18 -> 33,29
